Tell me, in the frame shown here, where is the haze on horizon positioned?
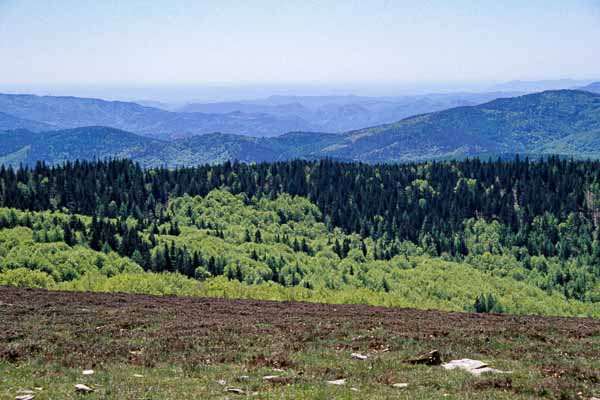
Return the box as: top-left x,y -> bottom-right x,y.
1,0 -> 599,101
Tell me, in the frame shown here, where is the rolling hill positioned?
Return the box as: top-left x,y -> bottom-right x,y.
0,128 -> 343,167
324,90 -> 600,162
2,90 -> 600,166
0,93 -> 319,138
0,111 -> 55,132
0,127 -> 174,166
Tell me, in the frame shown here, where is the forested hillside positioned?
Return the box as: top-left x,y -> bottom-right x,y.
328,90 -> 600,161
0,158 -> 599,316
2,90 -> 600,165
0,128 -> 343,167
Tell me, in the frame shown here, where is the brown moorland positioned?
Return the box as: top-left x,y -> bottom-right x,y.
0,286 -> 599,399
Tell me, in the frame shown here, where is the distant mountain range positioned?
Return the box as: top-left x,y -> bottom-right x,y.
580,82 -> 600,93
2,90 -> 600,167
0,111 -> 54,132
0,91 -> 520,138
490,79 -> 592,92
0,93 -> 320,138
176,92 -> 522,132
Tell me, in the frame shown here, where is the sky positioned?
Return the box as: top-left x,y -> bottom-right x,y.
0,0 -> 599,100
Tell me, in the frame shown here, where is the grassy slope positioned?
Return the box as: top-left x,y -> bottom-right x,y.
0,287 -> 598,399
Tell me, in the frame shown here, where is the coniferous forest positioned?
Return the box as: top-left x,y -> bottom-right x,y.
0,157 -> 599,316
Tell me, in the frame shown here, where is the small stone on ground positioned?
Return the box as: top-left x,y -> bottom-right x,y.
74,384 -> 94,394
262,375 -> 280,380
327,378 -> 347,385
442,359 -> 511,376
225,387 -> 245,395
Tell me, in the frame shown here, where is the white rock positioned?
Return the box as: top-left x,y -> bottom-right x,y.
471,367 -> 508,376
351,352 -> 368,360
82,370 -> 94,375
442,359 -> 487,370
15,395 -> 35,400
74,384 -> 94,394
133,374 -> 144,378
262,375 -> 279,380
392,383 -> 408,388
225,387 -> 245,395
327,378 -> 347,385
442,359 -> 511,376
217,379 -> 227,386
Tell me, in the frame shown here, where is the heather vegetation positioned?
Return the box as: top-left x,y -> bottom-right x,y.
2,287 -> 599,399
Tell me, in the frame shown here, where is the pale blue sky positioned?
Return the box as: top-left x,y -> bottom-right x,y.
1,0 -> 599,86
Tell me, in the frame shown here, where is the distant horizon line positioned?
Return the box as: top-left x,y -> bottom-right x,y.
0,78 -> 596,104
0,77 -> 597,87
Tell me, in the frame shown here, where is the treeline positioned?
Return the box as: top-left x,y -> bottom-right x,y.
2,157 -> 600,259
